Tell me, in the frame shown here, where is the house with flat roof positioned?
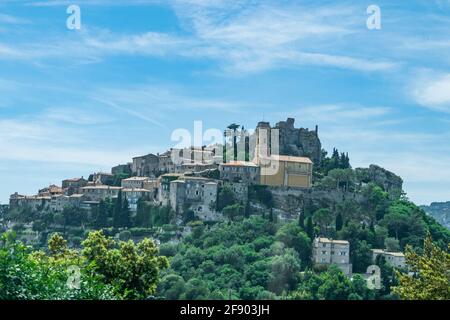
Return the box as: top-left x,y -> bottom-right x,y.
372,249 -> 406,269
219,161 -> 260,184
169,176 -> 219,220
312,237 -> 352,276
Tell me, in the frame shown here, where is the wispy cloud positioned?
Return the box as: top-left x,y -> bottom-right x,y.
0,1 -> 398,74
0,13 -> 31,24
43,107 -> 115,125
410,70 -> 450,113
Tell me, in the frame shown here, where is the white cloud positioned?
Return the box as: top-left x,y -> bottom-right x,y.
0,13 -> 30,24
0,2 -> 398,74
412,72 -> 450,112
44,107 -> 115,125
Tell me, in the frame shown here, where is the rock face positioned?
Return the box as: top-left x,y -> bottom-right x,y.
355,165 -> 403,197
256,118 -> 322,165
421,202 -> 450,229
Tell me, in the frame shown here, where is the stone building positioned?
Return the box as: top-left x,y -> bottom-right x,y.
121,177 -> 151,189
219,161 -> 260,184
259,155 -> 313,188
372,249 -> 406,269
122,188 -> 152,211
312,237 -> 352,276
158,151 -> 175,173
176,162 -> 218,174
91,172 -> 115,185
38,185 -> 63,197
49,194 -> 85,212
111,163 -> 132,175
158,173 -> 182,206
132,153 -> 160,177
169,176 -> 218,219
62,177 -> 88,195
80,185 -> 122,202
9,193 -> 51,211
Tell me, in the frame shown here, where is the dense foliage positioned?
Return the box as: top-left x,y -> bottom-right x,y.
392,235 -> 450,300
0,231 -> 168,300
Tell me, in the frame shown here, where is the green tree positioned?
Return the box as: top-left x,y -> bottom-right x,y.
121,197 -> 131,228
223,204 -> 244,221
217,186 -> 237,211
275,223 -> 311,268
81,230 -> 169,299
268,249 -> 301,295
305,216 -> 314,239
158,274 -> 186,299
113,191 -> 123,229
392,235 -> 450,300
94,200 -> 108,229
352,240 -> 373,273
0,232 -> 118,300
335,212 -> 343,231
312,208 -> 333,236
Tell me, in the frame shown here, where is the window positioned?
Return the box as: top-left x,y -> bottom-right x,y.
321,251 -> 327,255
340,251 -> 347,256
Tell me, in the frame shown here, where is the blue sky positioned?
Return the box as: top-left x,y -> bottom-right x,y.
0,0 -> 450,205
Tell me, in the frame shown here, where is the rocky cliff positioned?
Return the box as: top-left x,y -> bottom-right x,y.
255,118 -> 322,165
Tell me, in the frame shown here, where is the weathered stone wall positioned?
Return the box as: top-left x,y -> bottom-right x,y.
275,118 -> 322,165
253,118 -> 322,165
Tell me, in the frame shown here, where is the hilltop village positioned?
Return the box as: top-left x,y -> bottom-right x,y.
4,118 -> 412,278
9,118 -> 317,221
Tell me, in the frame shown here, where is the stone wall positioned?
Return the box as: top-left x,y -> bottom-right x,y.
253,118 -> 322,165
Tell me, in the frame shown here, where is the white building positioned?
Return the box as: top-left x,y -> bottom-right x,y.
372,249 -> 406,268
312,237 -> 352,276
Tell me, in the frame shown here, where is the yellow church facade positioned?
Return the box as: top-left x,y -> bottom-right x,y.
259,155 -> 313,188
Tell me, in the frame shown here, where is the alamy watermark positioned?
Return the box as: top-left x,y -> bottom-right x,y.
66,265 -> 81,290
366,265 -> 382,290
66,5 -> 81,30
169,121 -> 281,175
367,5 -> 381,30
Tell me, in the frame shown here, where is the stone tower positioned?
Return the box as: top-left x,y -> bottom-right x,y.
254,118 -> 322,165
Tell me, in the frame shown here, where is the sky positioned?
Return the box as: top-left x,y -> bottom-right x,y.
0,0 -> 449,205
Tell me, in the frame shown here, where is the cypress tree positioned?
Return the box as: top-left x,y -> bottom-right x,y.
306,216 -> 314,239
94,200 -> 108,229
335,212 -> 343,231
113,191 -> 123,229
268,208 -> 274,222
121,197 -> 131,228
298,211 -> 305,228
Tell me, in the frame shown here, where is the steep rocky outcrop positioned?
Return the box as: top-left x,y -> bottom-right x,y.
255,118 -> 322,165
355,165 -> 403,197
